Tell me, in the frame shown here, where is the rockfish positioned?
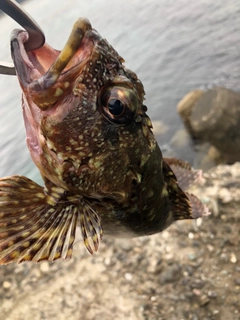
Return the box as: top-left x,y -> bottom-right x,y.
0,18 -> 209,264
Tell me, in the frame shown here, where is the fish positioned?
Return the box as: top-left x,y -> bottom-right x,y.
0,18 -> 209,264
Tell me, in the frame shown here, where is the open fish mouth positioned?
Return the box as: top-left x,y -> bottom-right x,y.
10,18 -> 94,110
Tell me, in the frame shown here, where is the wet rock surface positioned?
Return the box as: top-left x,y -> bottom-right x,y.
177,87 -> 240,165
0,163 -> 240,320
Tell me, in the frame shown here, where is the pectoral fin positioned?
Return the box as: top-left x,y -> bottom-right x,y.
0,176 -> 102,264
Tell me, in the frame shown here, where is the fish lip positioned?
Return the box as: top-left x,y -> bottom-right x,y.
11,29 -> 48,88
11,28 -> 94,89
11,29 -> 32,87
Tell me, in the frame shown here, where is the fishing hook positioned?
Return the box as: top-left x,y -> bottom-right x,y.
0,0 -> 45,75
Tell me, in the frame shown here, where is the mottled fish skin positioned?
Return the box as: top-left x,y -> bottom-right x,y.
0,18 -> 209,264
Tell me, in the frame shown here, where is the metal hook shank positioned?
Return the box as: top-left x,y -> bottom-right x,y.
0,0 -> 45,51
0,0 -> 45,75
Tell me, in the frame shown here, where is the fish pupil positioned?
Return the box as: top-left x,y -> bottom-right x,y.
108,99 -> 125,116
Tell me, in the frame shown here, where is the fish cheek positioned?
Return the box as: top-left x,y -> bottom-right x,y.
101,120 -> 120,147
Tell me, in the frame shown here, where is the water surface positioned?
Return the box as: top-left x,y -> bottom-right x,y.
0,0 -> 240,181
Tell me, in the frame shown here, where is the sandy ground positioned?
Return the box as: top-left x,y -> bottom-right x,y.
0,163 -> 240,320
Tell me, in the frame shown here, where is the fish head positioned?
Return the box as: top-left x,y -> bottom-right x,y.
11,18 -> 160,201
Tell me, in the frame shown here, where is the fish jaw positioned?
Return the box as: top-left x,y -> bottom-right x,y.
9,19 -> 105,188
10,19 -> 95,109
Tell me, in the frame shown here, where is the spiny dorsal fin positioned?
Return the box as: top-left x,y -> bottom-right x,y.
0,176 -> 102,264
186,192 -> 211,218
162,159 -> 210,221
164,157 -> 202,191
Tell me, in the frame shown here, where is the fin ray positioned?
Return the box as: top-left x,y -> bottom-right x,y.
164,157 -> 202,191
80,204 -> 103,254
0,175 -> 102,264
162,160 -> 210,221
186,192 -> 211,218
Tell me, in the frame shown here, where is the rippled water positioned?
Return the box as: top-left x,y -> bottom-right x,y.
0,0 -> 240,180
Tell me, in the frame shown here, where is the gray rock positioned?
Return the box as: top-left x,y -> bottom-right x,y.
177,87 -> 240,164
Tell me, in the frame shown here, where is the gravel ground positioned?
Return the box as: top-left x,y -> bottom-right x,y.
0,163 -> 240,320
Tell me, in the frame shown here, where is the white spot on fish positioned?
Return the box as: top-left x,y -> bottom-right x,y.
54,87 -> 64,97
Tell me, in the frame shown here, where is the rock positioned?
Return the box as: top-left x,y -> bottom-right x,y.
2,281 -> 11,289
40,262 -> 50,273
230,253 -> 237,264
124,273 -> 133,281
199,294 -> 210,307
177,87 -> 240,164
1,162 -> 240,320
177,89 -> 204,132
160,263 -> 182,284
208,291 -> 218,298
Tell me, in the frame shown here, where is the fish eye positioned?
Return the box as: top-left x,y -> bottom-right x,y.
107,98 -> 125,116
98,86 -> 138,124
